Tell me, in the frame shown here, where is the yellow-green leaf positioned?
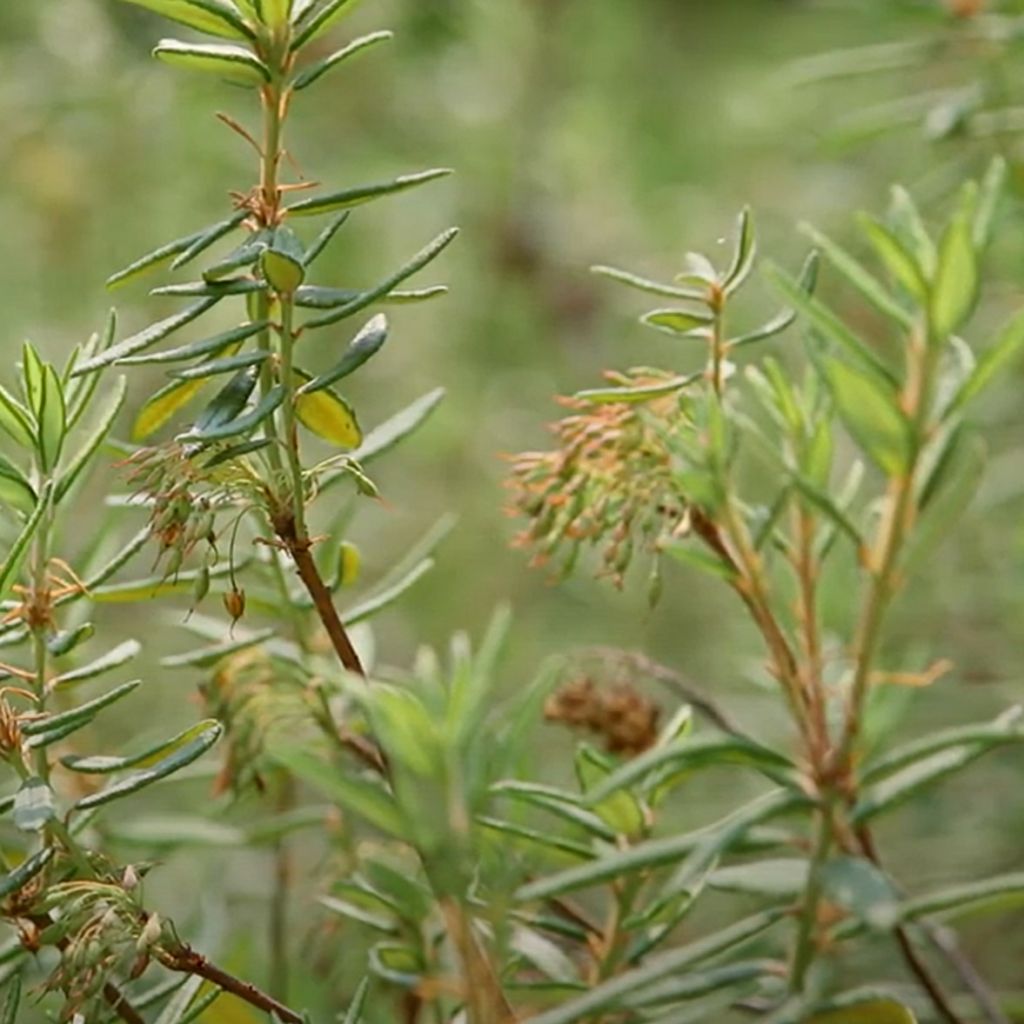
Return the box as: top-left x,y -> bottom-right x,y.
294,375 -> 362,448
810,1000 -> 917,1024
119,0 -> 253,40
153,39 -> 270,86
133,378 -> 209,441
262,248 -> 305,294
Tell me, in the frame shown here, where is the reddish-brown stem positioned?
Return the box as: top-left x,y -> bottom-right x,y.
857,825 -> 998,1024
275,516 -> 365,677
161,944 -> 304,1024
103,982 -> 146,1024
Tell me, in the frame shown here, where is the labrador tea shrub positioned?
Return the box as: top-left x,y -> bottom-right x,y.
0,1 -> 1022,1024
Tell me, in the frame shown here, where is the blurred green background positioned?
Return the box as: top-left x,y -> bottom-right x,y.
3,0 -> 1024,1011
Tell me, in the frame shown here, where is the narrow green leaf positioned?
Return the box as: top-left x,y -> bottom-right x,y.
856,213 -> 927,303
930,203 -> 978,341
0,975 -> 20,1024
576,373 -> 699,405
289,168 -> 452,218
586,735 -> 794,804
294,30 -> 392,90
525,911 -> 783,1024
171,208 -> 250,271
106,226 -> 207,291
0,455 -> 36,516
74,721 -> 223,809
710,859 -> 808,898
765,262 -> 898,390
269,743 -> 406,838
290,0 -> 360,50
47,622 -> 95,657
160,629 -> 275,669
13,778 -> 56,832
192,366 -> 258,433
822,360 -> 909,476
119,0 -> 254,40
666,790 -> 808,896
625,960 -> 776,1011
119,321 -> 268,366
517,791 -> 801,902
304,228 -> 459,331
642,309 -> 714,337
800,223 -> 913,328
852,746 -> 992,824
168,350 -> 268,381
0,481 -> 53,600
52,639 -> 142,688
791,475 -> 864,551
56,376 -> 128,501
154,39 -> 270,86
23,680 -> 141,743
899,871 -> 1024,923
591,264 -> 705,302
342,978 -> 370,1024
203,235 -> 269,281
950,308 -> 1024,413
862,706 -> 1024,783
296,285 -> 446,309
302,211 -> 350,267
478,816 -> 593,861
62,718 -> 223,775
723,207 -> 756,294
492,779 -> 617,842
0,386 -> 35,450
973,154 -> 1007,250
153,279 -> 263,299
73,298 -> 221,376
91,561 -> 236,603
0,847 -> 53,900
343,558 -> 433,625
181,384 -> 285,443
344,387 -> 444,466
300,314 -> 388,393
34,364 -> 66,473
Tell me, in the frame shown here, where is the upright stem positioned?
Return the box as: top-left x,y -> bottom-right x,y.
790,802 -> 834,992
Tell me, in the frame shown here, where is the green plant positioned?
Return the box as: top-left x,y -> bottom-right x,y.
0,0 -> 457,1020
505,166 -> 1024,1022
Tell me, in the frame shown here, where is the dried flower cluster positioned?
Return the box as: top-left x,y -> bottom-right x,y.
201,647 -> 318,797
505,369 -> 689,588
545,675 -> 661,756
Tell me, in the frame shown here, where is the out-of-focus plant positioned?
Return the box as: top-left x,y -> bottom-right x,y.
506,165 -> 1024,1022
790,0 -> 1024,178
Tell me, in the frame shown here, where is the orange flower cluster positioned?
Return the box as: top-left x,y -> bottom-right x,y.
504,370 -> 688,589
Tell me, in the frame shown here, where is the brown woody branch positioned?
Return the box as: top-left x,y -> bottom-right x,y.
274,513 -> 365,678
160,944 -> 304,1024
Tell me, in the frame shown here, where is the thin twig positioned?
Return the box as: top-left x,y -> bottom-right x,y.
858,825 -> 1007,1024
102,981 -> 146,1024
855,828 -> 968,1024
277,518 -> 365,677
581,646 -> 751,741
161,944 -> 305,1024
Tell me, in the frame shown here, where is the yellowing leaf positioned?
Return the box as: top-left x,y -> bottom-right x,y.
810,999 -> 917,1024
133,378 -> 209,440
294,378 -> 362,448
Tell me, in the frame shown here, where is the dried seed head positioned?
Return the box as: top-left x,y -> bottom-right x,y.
223,586 -> 246,624
546,675 -> 661,756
